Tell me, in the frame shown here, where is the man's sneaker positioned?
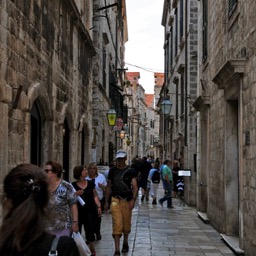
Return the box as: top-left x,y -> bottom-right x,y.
158,200 -> 163,207
121,243 -> 129,253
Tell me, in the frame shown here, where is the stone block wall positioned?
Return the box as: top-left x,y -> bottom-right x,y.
0,0 -> 95,180
199,0 -> 256,254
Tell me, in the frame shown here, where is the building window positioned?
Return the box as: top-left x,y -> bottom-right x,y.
228,0 -> 237,17
180,0 -> 184,40
170,28 -> 173,68
150,120 -> 154,129
202,0 -> 208,62
180,75 -> 184,115
175,80 -> 179,119
63,118 -> 70,181
81,129 -> 85,165
175,8 -> 178,56
102,47 -> 107,88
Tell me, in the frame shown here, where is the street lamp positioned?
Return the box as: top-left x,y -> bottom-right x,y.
160,98 -> 172,115
119,130 -> 126,139
107,107 -> 117,126
160,98 -> 172,160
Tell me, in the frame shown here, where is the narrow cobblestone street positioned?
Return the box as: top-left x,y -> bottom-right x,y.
92,186 -> 235,256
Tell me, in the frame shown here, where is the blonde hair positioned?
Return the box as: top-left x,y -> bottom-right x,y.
88,163 -> 99,176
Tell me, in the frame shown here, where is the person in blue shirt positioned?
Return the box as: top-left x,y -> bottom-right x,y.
159,159 -> 168,194
158,159 -> 173,208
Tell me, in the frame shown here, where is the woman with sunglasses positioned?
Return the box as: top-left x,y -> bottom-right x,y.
72,165 -> 102,256
44,160 -> 79,238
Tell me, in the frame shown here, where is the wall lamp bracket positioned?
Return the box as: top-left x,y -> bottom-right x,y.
116,68 -> 128,72
97,3 -> 118,11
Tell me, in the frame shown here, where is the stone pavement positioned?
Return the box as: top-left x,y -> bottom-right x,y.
92,187 -> 235,256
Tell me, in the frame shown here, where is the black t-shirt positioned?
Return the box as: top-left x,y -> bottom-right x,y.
108,166 -> 137,200
72,180 -> 96,212
0,232 -> 79,256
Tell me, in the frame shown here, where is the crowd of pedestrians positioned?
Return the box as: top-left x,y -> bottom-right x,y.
0,152 -> 183,256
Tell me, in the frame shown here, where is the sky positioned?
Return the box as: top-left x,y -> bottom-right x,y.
125,0 -> 164,94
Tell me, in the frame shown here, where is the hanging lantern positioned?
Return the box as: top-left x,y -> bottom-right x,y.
126,137 -> 131,146
160,98 -> 172,115
106,107 -> 117,126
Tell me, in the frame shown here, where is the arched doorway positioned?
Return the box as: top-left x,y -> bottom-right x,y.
81,129 -> 85,165
108,142 -> 114,166
63,118 -> 70,181
30,101 -> 42,166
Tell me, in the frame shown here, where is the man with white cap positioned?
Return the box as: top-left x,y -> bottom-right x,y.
104,150 -> 138,256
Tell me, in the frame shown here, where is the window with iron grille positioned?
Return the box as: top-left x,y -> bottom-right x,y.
228,0 -> 237,17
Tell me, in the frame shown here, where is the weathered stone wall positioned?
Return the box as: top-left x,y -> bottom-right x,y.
185,0 -> 198,206
199,0 -> 256,254
0,0 -> 95,181
165,0 -> 198,206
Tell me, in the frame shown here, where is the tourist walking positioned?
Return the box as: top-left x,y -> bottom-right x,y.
138,156 -> 152,202
104,150 -> 138,256
148,162 -> 160,204
158,159 -> 173,208
72,165 -> 102,256
160,159 -> 168,194
87,162 -> 107,240
45,160 -> 79,237
0,163 -> 79,256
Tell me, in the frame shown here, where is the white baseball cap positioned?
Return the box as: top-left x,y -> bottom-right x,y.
116,150 -> 127,159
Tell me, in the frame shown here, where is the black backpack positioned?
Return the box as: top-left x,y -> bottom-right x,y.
151,170 -> 160,184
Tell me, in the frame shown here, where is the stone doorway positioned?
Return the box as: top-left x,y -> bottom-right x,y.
225,100 -> 239,236
63,118 -> 70,181
30,101 -> 42,166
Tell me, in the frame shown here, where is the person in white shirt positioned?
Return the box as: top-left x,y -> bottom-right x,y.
87,163 -> 107,240
147,162 -> 160,205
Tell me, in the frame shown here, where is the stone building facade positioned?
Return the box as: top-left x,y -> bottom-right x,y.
194,0 -> 256,254
153,72 -> 163,160
161,0 -> 198,205
91,0 -> 127,165
0,0 -> 96,184
125,72 -> 148,160
0,0 -> 127,190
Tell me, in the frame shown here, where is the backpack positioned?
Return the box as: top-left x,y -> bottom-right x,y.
151,170 -> 160,184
